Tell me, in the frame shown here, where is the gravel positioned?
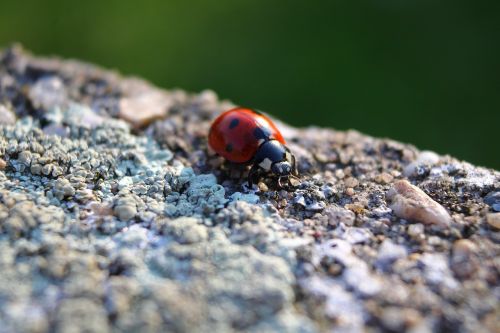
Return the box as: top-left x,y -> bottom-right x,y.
0,45 -> 499,332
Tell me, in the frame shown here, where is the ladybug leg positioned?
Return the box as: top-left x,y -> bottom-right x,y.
277,176 -> 285,189
291,154 -> 299,176
247,164 -> 259,187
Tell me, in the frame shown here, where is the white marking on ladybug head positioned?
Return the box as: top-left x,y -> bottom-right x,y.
257,139 -> 265,146
259,158 -> 272,171
272,161 -> 292,176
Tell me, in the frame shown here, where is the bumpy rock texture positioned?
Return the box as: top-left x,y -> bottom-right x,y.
0,46 -> 498,333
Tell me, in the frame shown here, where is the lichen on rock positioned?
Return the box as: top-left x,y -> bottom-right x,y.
0,45 -> 498,332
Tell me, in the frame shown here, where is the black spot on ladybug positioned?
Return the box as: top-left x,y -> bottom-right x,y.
228,118 -> 239,129
225,143 -> 233,152
253,126 -> 271,140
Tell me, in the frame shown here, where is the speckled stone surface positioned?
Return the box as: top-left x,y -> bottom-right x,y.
0,46 -> 498,333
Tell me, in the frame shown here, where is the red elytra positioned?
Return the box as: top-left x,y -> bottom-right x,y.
208,107 -> 285,164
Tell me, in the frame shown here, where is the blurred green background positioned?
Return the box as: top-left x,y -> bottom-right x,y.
1,0 -> 499,169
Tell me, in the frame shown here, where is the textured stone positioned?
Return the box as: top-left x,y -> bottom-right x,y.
0,45 -> 498,333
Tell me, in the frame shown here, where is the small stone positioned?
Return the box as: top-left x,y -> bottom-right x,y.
258,182 -> 269,192
451,239 -> 479,279
314,152 -> 329,163
230,192 -> 260,204
386,180 -> 453,227
486,213 -> 500,229
375,172 -> 393,184
42,164 -> 53,176
88,202 -> 114,216
0,104 -> 16,125
75,189 -> 95,203
407,223 -> 425,239
66,104 -> 105,129
53,178 -> 76,200
344,177 -> 359,188
452,239 -> 477,256
159,217 -> 208,244
418,253 -> 459,290
18,151 -> 32,166
345,203 -> 365,215
29,76 -> 67,109
345,187 -> 355,196
0,158 -> 6,170
119,89 -> 172,129
484,191 -> 500,212
294,195 -> 306,208
118,177 -> 133,190
342,227 -> 372,244
43,124 -> 69,137
403,151 -> 440,177
114,204 -> 137,221
324,205 -> 355,226
335,169 -> 345,179
376,239 -> 407,266
306,201 -> 325,212
380,307 -> 423,332
289,177 -> 301,187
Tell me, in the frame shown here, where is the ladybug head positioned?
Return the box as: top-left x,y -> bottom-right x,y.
249,140 -> 298,188
271,160 -> 292,176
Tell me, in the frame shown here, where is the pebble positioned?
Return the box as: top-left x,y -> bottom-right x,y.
160,217 -> 208,244
407,223 -> 425,239
376,239 -> 407,266
346,203 -> 365,215
342,227 -> 372,244
28,76 -> 67,109
114,204 -> 137,221
294,195 -> 306,208
486,213 -> 500,229
0,158 -> 6,170
345,187 -> 355,196
43,124 -> 70,137
344,177 -> 359,188
403,150 -> 440,177
18,151 -> 32,166
258,182 -> 269,192
53,178 -> 75,200
375,172 -> 393,184
418,253 -> 459,290
451,239 -> 479,279
66,104 -> 105,129
324,205 -> 356,226
230,192 -> 260,204
119,90 -> 172,129
0,104 -> 16,125
387,180 -> 453,227
484,191 -> 500,212
118,177 -> 133,190
306,201 -> 325,212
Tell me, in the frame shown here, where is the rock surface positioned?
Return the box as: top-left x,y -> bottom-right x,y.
0,45 -> 499,332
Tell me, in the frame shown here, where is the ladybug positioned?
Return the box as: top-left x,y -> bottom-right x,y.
208,107 -> 298,188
